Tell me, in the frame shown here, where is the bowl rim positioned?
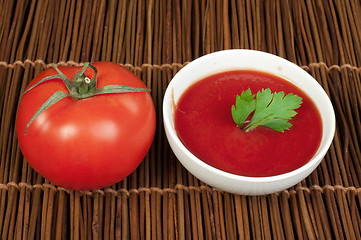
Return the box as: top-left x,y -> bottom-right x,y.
163,49 -> 336,184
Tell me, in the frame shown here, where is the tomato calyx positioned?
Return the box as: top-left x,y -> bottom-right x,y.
23,62 -> 150,135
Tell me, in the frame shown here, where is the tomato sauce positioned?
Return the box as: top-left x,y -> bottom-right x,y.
174,70 -> 322,177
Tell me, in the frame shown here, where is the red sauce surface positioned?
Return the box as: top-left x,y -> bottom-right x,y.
174,70 -> 322,177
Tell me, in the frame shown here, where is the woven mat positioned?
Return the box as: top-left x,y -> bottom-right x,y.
1,0 -> 361,239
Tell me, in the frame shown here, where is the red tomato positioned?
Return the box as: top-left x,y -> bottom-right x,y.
16,62 -> 156,190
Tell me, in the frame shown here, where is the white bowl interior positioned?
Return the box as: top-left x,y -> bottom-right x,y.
163,49 -> 335,195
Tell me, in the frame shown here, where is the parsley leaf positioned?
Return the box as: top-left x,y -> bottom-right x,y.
231,89 -> 256,129
232,88 -> 303,132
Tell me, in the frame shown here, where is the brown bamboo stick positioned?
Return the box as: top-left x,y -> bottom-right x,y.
60,0 -> 75,62
289,191 -> 305,239
73,191 -> 81,240
234,195 -> 244,239
0,69 -> 17,236
349,190 -> 361,238
100,3 -> 110,62
269,194 -> 285,239
70,191 -> 75,240
224,193 -> 235,240
149,11 -> 160,235
275,0 -> 286,58
176,162 -> 185,240
109,188 -> 116,240
187,175 -> 200,239
304,187 -> 321,239
193,0 -> 200,58
55,190 -> 65,240
260,196 -> 272,239
72,0 -> 90,63
314,0 -> 333,64
78,194 -> 86,240
335,189 -> 357,239
0,0 -> 24,62
79,0 -> 95,63
203,0 -> 211,54
314,190 -> 332,239
104,0 -> 117,62
91,0 -> 106,62
115,192 -> 122,239
138,164 -> 146,240
229,0 -> 240,49
297,188 -> 317,239
0,0 -> 14,60
1,186 -> 17,239
153,8 -> 163,233
67,0 -> 82,61
22,165 -> 34,239
281,0 -> 295,62
245,0 -> 254,49
182,184 -> 191,240
212,191 -> 222,239
28,174 -> 44,240
280,192 -> 295,239
113,0 -> 127,63
143,1 -> 154,234
40,181 -> 50,240
8,188 -> 18,240
91,192 -> 100,240
128,76 -> 140,240
254,0 -> 261,50
124,0 -> 135,64
121,180 -> 129,240
14,159 -> 29,240
103,192 -> 111,240
334,0 -> 357,65
222,0 -> 231,50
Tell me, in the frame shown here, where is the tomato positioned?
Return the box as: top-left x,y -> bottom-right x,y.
16,62 -> 156,190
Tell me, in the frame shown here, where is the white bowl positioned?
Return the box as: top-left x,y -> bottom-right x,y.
163,49 -> 335,195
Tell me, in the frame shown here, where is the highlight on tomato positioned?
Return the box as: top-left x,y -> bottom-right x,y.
16,62 -> 156,190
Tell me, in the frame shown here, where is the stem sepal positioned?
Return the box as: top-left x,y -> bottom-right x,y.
23,63 -> 150,135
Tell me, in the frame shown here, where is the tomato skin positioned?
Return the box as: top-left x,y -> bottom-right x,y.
16,62 -> 156,190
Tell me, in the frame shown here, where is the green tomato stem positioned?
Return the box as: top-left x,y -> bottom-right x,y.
23,62 -> 151,135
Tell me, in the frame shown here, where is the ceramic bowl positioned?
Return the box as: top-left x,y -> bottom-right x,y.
163,49 -> 335,195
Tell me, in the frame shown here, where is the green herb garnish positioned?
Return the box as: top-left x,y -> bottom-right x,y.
232,88 -> 303,132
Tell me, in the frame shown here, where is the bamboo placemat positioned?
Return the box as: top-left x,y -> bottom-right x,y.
0,0 -> 360,239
